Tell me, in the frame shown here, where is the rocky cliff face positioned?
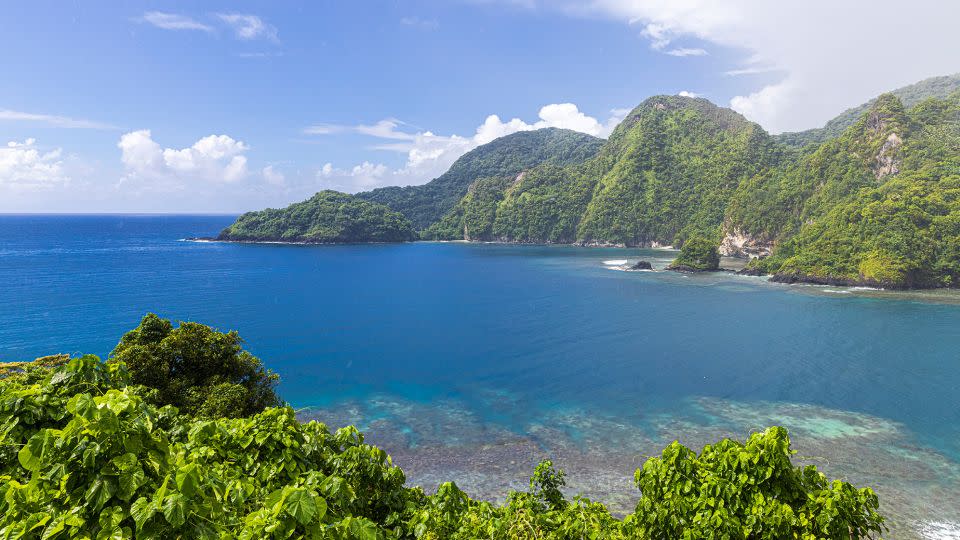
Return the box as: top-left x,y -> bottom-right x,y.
719,228 -> 773,258
874,132 -> 902,179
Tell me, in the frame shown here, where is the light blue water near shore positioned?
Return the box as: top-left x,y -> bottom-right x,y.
2,215 -> 959,536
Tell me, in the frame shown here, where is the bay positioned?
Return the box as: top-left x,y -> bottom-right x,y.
1,214 -> 958,538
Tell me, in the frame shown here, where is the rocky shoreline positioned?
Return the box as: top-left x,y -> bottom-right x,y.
193,236 -> 952,291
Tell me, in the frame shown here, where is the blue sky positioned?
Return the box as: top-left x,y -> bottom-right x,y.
2,1 -> 959,212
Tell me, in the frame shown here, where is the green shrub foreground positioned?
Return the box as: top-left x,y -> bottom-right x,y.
0,320 -> 885,539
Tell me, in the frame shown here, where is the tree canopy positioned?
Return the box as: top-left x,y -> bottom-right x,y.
217,190 -> 415,244
670,235 -> 721,271
109,313 -> 281,418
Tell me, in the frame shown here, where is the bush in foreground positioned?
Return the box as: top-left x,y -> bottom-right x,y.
0,322 -> 885,539
109,313 -> 281,418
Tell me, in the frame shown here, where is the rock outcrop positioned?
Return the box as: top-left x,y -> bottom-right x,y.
719,228 -> 773,258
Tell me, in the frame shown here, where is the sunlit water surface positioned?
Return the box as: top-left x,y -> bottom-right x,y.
1,215 -> 959,539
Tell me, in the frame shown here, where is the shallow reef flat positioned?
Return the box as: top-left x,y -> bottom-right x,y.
299,394 -> 960,540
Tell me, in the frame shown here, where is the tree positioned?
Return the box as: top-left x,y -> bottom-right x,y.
670,235 -> 721,271
109,313 -> 281,417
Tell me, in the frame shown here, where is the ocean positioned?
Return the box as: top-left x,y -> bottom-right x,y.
1,214 -> 958,538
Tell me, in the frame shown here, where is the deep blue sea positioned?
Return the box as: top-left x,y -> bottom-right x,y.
2,215 -> 958,537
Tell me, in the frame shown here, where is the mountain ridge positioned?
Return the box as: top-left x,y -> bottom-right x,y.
219,74 -> 960,288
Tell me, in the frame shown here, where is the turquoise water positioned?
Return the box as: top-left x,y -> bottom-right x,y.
2,215 -> 959,537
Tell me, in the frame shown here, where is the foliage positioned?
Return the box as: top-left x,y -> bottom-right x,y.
223,77 -> 960,288
776,73 -> 960,148
575,96 -> 784,247
0,356 -> 409,539
110,314 -> 281,418
358,128 -> 603,231
670,235 -> 721,271
218,190 -> 415,243
749,92 -> 960,287
629,427 -> 884,539
492,164 -> 599,244
429,96 -> 786,247
421,175 -> 513,241
0,349 -> 886,539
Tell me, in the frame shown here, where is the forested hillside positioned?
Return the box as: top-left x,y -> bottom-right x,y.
749,93 -> 960,288
776,73 -> 960,148
223,75 -> 960,288
217,190 -> 415,243
432,85 -> 960,289
358,128 -> 603,230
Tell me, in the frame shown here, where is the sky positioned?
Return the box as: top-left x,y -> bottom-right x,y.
2,0 -> 960,213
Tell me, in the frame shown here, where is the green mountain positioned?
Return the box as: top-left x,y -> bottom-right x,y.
747,92 -> 960,288
776,73 -> 960,148
432,83 -> 960,289
223,74 -> 960,288
357,127 -> 603,230
217,190 -> 414,243
428,96 -> 785,245
575,96 -> 784,246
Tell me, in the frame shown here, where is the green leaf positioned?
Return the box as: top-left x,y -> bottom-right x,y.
284,489 -> 318,526
130,497 -> 155,532
119,466 -> 146,501
176,463 -> 201,498
18,432 -> 47,471
162,494 -> 187,528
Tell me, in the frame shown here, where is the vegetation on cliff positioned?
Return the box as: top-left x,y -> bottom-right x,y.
776,73 -> 960,148
744,92 -> 960,288
218,191 -> 414,243
431,84 -> 960,289
358,128 -> 603,231
0,317 -> 885,539
669,235 -> 721,271
223,75 -> 960,288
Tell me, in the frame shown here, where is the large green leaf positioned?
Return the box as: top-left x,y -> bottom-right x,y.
284,488 -> 319,526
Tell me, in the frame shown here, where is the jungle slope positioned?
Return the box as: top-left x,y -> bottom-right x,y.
217,190 -> 415,243
357,127 -> 603,231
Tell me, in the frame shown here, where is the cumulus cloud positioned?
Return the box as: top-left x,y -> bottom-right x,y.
0,109 -> 117,130
499,0 -> 960,133
262,165 -> 285,186
0,138 -> 68,190
216,14 -> 278,42
317,161 -> 389,192
677,90 -> 700,98
309,103 -> 628,192
139,12 -> 213,32
118,130 -> 249,189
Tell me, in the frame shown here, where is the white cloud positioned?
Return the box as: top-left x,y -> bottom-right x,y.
118,130 -> 250,188
724,66 -> 773,77
665,47 -> 707,57
216,14 -> 278,42
677,90 -> 700,98
262,165 -> 285,186
0,109 -> 117,130
501,0 -> 960,133
317,161 -> 389,192
139,12 -> 213,32
0,138 -> 68,190
308,103 -> 627,192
